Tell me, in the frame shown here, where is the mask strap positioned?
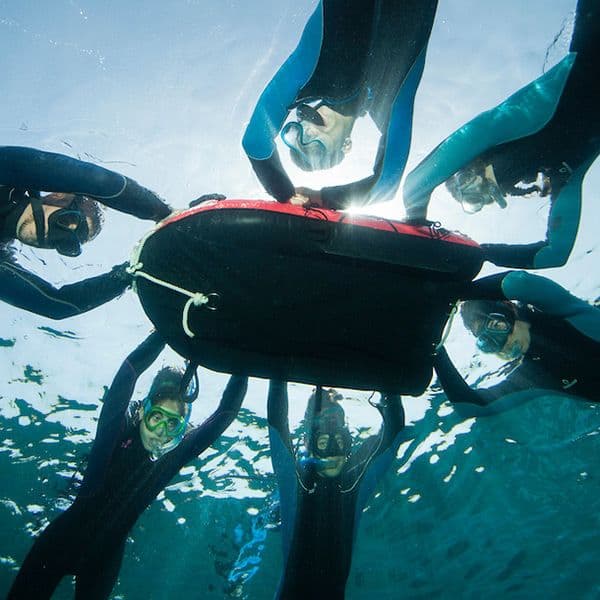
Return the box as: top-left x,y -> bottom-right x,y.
30,196 -> 47,247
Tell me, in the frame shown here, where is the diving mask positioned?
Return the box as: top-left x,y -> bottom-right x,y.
476,312 -> 515,354
32,195 -> 89,257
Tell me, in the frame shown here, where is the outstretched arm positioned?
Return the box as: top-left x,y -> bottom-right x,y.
403,55 -> 575,220
0,257 -> 131,319
267,380 -> 293,453
379,394 -> 405,449
178,375 -> 248,461
80,332 -> 165,497
0,146 -> 171,221
433,346 -> 501,409
241,4 -> 323,202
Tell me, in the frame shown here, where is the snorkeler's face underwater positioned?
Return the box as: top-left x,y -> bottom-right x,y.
471,314 -> 531,360
281,104 -> 353,171
446,164 -> 507,213
139,397 -> 188,459
312,430 -> 348,478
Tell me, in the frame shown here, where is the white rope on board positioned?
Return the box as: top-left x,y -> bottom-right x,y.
435,301 -> 459,352
127,221 -> 217,338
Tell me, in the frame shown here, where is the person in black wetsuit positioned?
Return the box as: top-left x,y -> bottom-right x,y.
434,271 -> 600,411
404,0 -> 600,269
242,0 -> 438,209
267,383 -> 405,599
8,332 -> 247,599
0,146 -> 172,318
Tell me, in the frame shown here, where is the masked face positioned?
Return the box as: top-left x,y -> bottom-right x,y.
447,164 -> 507,213
19,194 -> 92,256
472,313 -> 530,360
139,398 -> 189,460
281,104 -> 353,171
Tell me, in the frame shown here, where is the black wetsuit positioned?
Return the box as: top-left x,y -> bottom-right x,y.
0,146 -> 171,319
435,271 -> 600,409
243,0 -> 438,209
267,381 -> 405,599
8,333 -> 247,600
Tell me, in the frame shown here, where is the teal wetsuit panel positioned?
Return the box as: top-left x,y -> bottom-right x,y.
532,159 -> 593,268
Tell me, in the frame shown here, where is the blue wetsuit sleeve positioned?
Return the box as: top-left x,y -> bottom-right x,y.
402,54 -> 576,219
0,146 -> 171,221
320,47 -> 428,210
500,271 -> 600,342
177,375 -> 247,462
0,257 -> 130,319
242,4 -> 323,201
80,332 -> 165,497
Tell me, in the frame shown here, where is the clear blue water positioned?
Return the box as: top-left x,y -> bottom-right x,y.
1,1 -> 599,598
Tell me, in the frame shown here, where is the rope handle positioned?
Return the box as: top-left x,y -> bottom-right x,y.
127,261 -> 219,338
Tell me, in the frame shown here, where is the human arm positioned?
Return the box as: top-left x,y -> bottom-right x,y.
80,332 -> 165,497
267,380 -> 293,453
0,256 -> 131,319
433,346 -> 505,410
241,4 -> 323,202
481,159 -> 589,269
402,55 -> 575,220
177,375 -> 248,461
0,146 -> 171,221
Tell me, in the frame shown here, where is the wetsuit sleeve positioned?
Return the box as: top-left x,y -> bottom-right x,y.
241,4 -> 323,202
379,394 -> 405,449
80,332 -> 165,497
267,380 -> 293,454
433,346 -> 503,410
402,55 -> 575,220
246,153 -> 295,203
0,257 -> 131,319
320,47 -> 429,210
0,146 -> 171,221
480,242 -> 547,269
480,162 -> 588,269
177,375 -> 248,461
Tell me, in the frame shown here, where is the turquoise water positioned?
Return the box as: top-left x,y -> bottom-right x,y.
1,1 -> 599,598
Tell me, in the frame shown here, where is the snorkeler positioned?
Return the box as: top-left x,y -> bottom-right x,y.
243,0 -> 438,210
403,0 -> 600,269
435,271 -> 600,410
0,146 -> 172,318
8,332 -> 247,599
267,382 -> 405,598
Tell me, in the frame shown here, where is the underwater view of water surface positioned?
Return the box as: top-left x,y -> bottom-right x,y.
1,0 -> 599,598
